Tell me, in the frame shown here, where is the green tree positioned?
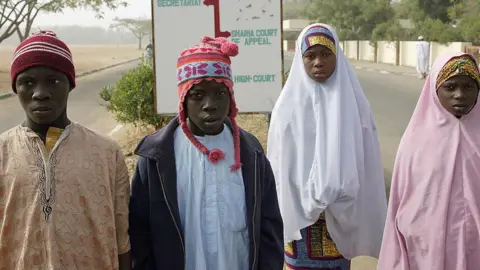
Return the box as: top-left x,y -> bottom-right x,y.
283,0 -> 309,20
393,0 -> 462,43
396,0 -> 453,23
304,0 -> 393,40
100,60 -> 172,129
419,18 -> 461,43
372,20 -> 406,42
449,0 -> 480,44
110,17 -> 151,50
0,0 -> 127,43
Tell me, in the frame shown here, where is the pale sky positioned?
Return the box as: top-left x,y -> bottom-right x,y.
35,0 -> 152,28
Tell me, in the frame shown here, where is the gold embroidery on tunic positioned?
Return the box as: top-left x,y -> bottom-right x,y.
322,223 -> 342,257
308,212 -> 342,258
285,241 -> 295,257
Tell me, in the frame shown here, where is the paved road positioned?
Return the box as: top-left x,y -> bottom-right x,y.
0,57 -> 424,191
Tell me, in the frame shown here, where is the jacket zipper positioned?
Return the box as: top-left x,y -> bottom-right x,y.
158,172 -> 186,269
251,152 -> 258,269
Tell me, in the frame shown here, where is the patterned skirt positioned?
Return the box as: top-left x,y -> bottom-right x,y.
284,213 -> 350,270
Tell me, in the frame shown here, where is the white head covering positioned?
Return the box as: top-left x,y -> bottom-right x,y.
418,36 -> 424,40
267,23 -> 387,259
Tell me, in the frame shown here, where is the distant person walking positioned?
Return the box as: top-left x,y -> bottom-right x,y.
145,43 -> 153,63
416,36 -> 430,79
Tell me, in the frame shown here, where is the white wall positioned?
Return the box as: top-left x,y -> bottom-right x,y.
284,39 -> 473,67
337,40 -> 471,67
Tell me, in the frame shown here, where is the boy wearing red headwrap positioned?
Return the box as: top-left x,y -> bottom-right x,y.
129,36 -> 284,270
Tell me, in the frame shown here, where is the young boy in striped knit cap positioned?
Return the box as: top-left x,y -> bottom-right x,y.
129,36 -> 284,270
0,31 -> 132,269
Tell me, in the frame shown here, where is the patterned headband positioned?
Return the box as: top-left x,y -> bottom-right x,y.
176,37 -> 238,86
301,26 -> 336,55
436,55 -> 480,89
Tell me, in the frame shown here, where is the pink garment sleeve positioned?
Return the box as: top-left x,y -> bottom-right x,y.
377,167 -> 410,269
114,148 -> 131,254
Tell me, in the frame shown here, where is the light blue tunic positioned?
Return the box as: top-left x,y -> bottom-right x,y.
174,125 -> 249,270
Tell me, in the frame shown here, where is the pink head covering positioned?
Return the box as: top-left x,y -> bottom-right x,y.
378,52 -> 480,269
176,36 -> 241,171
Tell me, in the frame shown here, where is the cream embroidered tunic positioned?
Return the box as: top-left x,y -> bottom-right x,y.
0,123 -> 130,270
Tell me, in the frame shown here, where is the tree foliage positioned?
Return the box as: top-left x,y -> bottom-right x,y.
100,60 -> 172,129
0,0 -> 128,43
283,0 -> 479,44
283,0 -> 309,20
388,0 -> 477,43
110,17 -> 151,49
372,20 -> 406,42
395,0 -> 452,23
303,0 -> 393,40
449,0 -> 480,44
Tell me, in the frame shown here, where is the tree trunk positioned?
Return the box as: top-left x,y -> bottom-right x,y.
0,25 -> 17,43
395,40 -> 400,66
16,26 -> 27,42
356,40 -> 360,60
138,35 -> 143,50
0,1 -> 29,44
16,4 -> 40,42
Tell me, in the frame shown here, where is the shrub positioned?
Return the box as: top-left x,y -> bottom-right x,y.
100,61 -> 173,129
99,85 -> 113,102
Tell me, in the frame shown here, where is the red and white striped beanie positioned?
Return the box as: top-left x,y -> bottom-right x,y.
10,30 -> 75,93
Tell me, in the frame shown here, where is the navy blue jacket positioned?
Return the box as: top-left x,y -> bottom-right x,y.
129,117 -> 284,270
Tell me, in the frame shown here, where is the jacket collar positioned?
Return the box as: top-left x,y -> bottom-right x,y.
135,116 -> 263,160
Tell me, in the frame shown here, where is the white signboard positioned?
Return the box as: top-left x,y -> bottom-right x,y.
152,0 -> 283,114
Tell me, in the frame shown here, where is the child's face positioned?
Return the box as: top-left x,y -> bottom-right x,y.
184,80 -> 231,136
16,66 -> 71,125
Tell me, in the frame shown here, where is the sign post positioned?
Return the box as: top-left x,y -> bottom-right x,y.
151,0 -> 283,115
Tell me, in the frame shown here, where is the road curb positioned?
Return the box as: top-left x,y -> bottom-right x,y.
76,57 -> 141,78
353,65 -> 417,77
0,57 -> 142,101
0,92 -> 13,100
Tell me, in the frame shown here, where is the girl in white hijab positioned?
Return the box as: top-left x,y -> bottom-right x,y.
267,23 -> 387,269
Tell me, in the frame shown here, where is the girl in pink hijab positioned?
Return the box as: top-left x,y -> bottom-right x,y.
378,52 -> 480,270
